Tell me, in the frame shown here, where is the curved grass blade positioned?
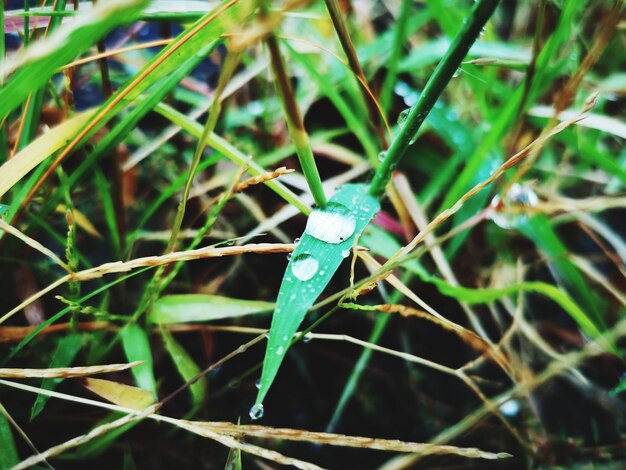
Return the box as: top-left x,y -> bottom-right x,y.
120,324 -> 156,399
254,183 -> 379,414
160,328 -> 207,408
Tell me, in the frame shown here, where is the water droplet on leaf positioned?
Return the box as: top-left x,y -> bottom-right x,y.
305,203 -> 356,244
453,67 -> 461,78
255,378 -> 261,389
378,151 -> 387,162
489,183 -> 539,229
291,253 -> 319,281
397,108 -> 410,127
341,249 -> 351,258
249,403 -> 264,420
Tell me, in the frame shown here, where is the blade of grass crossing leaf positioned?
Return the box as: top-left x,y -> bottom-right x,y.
224,445 -> 243,470
160,327 -> 207,407
31,333 -> 82,420
254,183 -> 380,415
0,405 -> 19,468
121,324 -> 157,398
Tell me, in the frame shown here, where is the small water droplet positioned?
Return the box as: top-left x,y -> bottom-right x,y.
286,252 -> 292,261
499,400 -> 520,417
409,136 -> 417,145
480,26 -> 486,37
303,333 -> 312,343
453,67 -> 462,78
319,270 -> 325,276
305,202 -> 356,244
291,253 -> 319,281
489,183 -> 539,230
397,108 -> 410,127
226,240 -> 235,246
255,378 -> 261,389
293,237 -> 301,244
341,249 -> 351,258
378,151 -> 387,162
276,346 -> 285,355
249,403 -> 264,420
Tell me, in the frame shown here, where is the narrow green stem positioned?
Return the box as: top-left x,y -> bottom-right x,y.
324,0 -> 386,147
266,34 -> 327,208
369,0 -> 500,198
379,0 -> 411,113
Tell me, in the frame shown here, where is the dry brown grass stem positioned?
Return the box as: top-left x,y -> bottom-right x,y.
0,378 -> 509,470
385,94 -> 597,269
0,243 -> 294,325
0,361 -> 143,379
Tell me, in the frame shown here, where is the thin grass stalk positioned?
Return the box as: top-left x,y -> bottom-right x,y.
379,0 -> 411,113
323,0 -> 387,147
505,0 -> 546,156
369,0 -> 500,198
265,34 -> 327,208
134,47 -> 242,319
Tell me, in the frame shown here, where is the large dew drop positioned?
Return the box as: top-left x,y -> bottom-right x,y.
397,108 -> 410,127
291,253 -> 319,281
489,183 -> 538,229
249,403 -> 264,420
304,202 -> 356,244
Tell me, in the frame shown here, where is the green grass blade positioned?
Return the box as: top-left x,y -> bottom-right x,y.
285,43 -> 378,163
517,214 -> 606,331
439,0 -> 587,210
0,405 -> 20,468
254,183 -> 380,414
154,102 -> 310,215
150,295 -> 274,324
0,110 -> 96,200
360,225 -> 603,338
224,444 -> 243,470
0,0 -> 151,120
121,324 -> 157,398
31,333 -> 82,420
369,0 -> 500,197
160,327 -> 207,408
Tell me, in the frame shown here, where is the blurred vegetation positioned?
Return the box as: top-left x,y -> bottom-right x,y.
0,0 -> 625,468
